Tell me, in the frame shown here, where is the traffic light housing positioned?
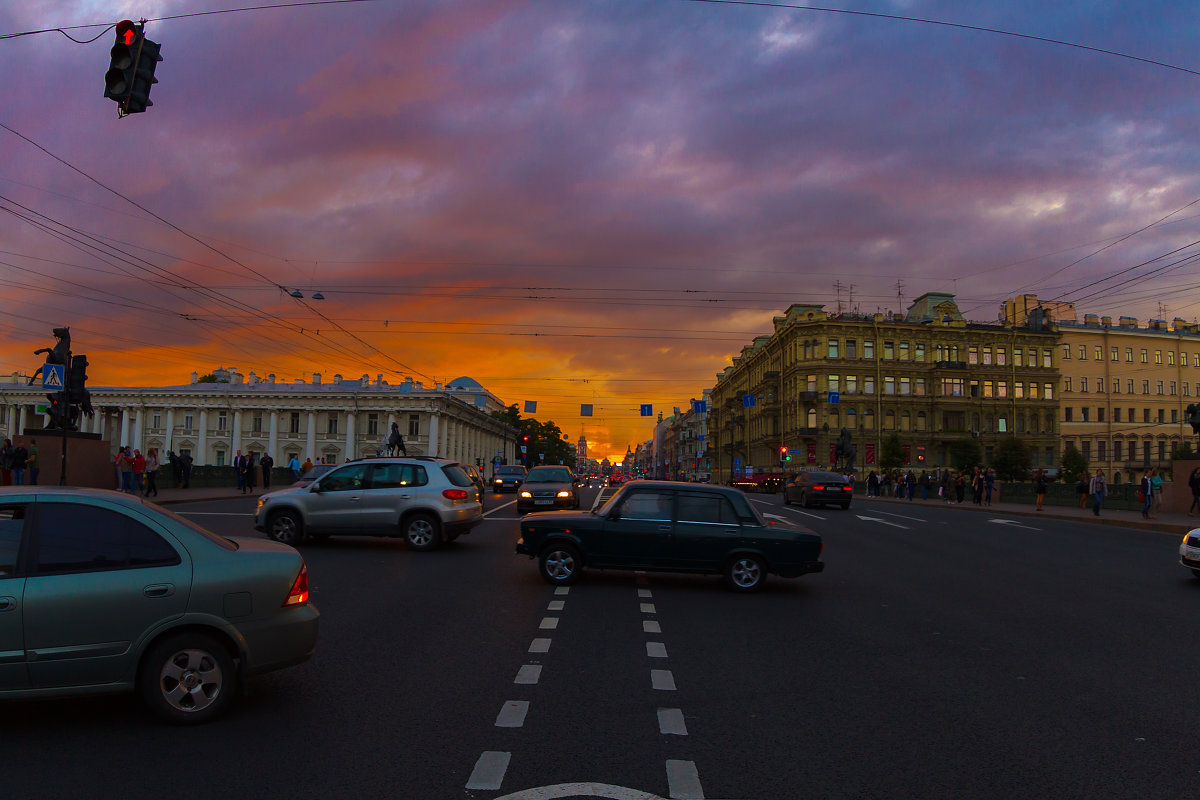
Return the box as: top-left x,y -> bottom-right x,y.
67,354 -> 89,395
127,34 -> 162,113
45,391 -> 69,430
103,20 -> 163,115
779,445 -> 790,463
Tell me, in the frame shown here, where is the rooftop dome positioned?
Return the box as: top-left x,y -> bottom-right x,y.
447,376 -> 483,390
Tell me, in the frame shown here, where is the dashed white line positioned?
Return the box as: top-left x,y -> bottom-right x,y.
515,664 -> 542,685
666,759 -> 704,799
651,669 -> 676,690
646,641 -> 668,658
643,620 -> 662,634
528,638 -> 551,653
554,586 -> 570,596
466,751 -> 511,790
495,700 -> 530,728
637,589 -> 653,598
657,707 -> 688,735
547,600 -> 565,611
640,603 -> 657,614
539,617 -> 559,630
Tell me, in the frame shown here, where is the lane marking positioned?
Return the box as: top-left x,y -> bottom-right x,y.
651,669 -> 676,690
529,638 -> 551,654
466,751 -> 511,790
643,620 -> 662,634
855,514 -> 909,529
548,600 -> 565,611
666,760 -> 704,799
554,586 -> 570,596
483,500 -> 517,518
658,707 -> 688,736
496,700 -> 530,728
640,603 -> 657,614
494,783 -> 684,799
872,509 -> 927,522
540,617 -> 559,630
515,664 -> 542,685
646,642 -> 668,658
637,589 -> 653,598
988,518 -> 1041,530
758,500 -> 826,520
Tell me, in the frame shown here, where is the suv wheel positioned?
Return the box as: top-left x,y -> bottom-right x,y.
268,510 -> 304,546
403,512 -> 441,551
539,543 -> 581,585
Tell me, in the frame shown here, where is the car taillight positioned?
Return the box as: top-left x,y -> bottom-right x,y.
443,489 -> 469,500
812,485 -> 825,491
284,564 -> 309,606
842,485 -> 852,491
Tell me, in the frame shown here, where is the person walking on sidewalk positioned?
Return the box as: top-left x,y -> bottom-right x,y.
1140,469 -> 1155,519
260,453 -> 273,489
1189,467 -> 1200,516
1150,468 -> 1164,517
28,439 -> 38,486
1034,470 -> 1048,511
144,448 -> 160,498
984,468 -> 995,506
1088,469 -> 1107,516
1076,476 -> 1089,508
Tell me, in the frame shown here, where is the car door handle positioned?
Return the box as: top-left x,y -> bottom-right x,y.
724,530 -> 739,535
656,525 -> 672,532
143,584 -> 175,598
0,596 -> 15,611
348,496 -> 361,502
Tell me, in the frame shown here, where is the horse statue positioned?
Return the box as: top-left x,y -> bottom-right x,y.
387,422 -> 407,456
833,427 -> 856,472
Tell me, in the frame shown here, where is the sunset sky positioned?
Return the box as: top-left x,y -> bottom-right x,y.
3,1 -> 1200,460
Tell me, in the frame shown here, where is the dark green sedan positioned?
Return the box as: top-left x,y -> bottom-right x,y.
0,487 -> 318,724
516,480 -> 824,591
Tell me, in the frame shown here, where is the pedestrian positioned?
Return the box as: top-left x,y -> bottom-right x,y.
1189,467 -> 1200,516
0,438 -> 12,486
1034,469 -> 1048,511
919,470 -> 930,500
1150,468 -> 1164,517
1076,475 -> 1089,508
132,448 -> 146,495
972,467 -> 984,505
1140,468 -> 1154,519
114,446 -> 126,490
288,454 -> 301,482
984,468 -> 994,506
119,447 -> 135,493
906,472 -> 915,501
955,471 -> 966,504
867,470 -> 878,497
11,441 -> 27,486
1089,468 -> 1107,517
261,453 -> 274,489
180,451 -> 193,488
244,452 -> 258,493
234,449 -> 245,492
144,448 -> 160,497
27,439 -> 39,486
941,469 -> 952,502
301,456 -> 314,474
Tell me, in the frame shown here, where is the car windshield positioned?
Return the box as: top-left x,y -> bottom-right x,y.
527,468 -> 572,483
299,464 -> 335,482
808,472 -> 844,481
497,467 -> 525,476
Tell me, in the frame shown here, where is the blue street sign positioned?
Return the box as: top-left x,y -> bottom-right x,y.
827,391 -> 840,404
640,404 -> 653,416
734,458 -> 742,466
42,363 -> 65,390
742,395 -> 756,407
693,400 -> 707,413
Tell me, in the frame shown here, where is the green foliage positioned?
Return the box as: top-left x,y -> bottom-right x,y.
878,433 -> 905,471
491,404 -> 575,466
948,436 -> 982,473
195,373 -> 226,383
992,435 -> 1032,481
1171,441 -> 1195,462
1060,443 -> 1088,484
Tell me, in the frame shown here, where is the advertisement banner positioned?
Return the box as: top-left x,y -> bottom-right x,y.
806,443 -> 816,464
903,445 -> 911,465
829,444 -> 837,465
865,443 -> 876,465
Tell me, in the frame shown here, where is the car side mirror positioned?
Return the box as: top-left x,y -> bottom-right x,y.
309,483 -> 322,494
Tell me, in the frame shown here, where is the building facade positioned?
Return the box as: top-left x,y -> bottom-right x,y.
707,293 -> 1061,482
0,368 -> 517,471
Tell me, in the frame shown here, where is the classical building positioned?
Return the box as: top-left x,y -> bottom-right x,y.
707,293 -> 1061,481
0,367 -> 517,469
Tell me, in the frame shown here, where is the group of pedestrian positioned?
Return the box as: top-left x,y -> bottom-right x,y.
112,445 -> 161,496
0,438 -> 37,486
231,450 -> 279,494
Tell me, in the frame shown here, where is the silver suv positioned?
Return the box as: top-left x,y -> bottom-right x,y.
254,457 -> 482,550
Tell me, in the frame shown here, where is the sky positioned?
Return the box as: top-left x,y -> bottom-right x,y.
3,0 -> 1200,461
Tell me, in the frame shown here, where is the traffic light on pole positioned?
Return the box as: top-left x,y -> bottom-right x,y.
67,354 -> 89,395
779,445 -> 790,463
103,20 -> 162,115
127,33 -> 163,113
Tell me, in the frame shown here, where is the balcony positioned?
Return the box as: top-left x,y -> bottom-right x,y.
934,361 -> 968,370
798,391 -> 819,402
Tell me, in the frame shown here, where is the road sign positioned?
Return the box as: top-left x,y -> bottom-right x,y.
42,363 -> 65,390
35,404 -> 48,414
827,391 -> 840,404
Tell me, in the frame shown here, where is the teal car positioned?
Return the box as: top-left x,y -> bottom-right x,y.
0,487 -> 318,724
516,481 -> 824,592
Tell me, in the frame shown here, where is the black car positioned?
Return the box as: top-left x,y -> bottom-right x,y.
493,465 -> 527,493
516,480 -> 824,592
517,466 -> 580,513
783,470 -> 853,509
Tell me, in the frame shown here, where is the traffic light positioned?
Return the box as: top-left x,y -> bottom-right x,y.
779,445 -> 790,463
127,34 -> 163,113
103,20 -> 163,115
45,391 -> 69,430
67,354 -> 89,395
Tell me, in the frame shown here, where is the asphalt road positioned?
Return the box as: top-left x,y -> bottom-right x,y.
5,488 -> 1198,800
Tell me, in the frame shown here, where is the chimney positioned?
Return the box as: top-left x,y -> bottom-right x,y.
376,374 -> 383,386
1119,316 -> 1138,329
1083,314 -> 1099,327
361,373 -> 370,386
333,374 -> 342,384
190,371 -> 198,384
294,378 -> 305,384
268,373 -> 276,384
313,373 -> 322,385
1101,316 -> 1112,327
247,371 -> 257,384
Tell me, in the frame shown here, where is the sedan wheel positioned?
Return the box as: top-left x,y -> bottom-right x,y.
539,543 -> 582,585
725,554 -> 767,592
404,512 -> 441,551
139,633 -> 236,725
268,510 -> 304,546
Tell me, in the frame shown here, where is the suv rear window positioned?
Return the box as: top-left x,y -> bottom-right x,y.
441,464 -> 474,488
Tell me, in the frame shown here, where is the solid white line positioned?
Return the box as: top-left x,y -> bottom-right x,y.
547,600 -> 565,611
666,759 -> 704,799
658,707 -> 688,735
495,700 -> 530,728
646,641 -> 668,658
638,589 -> 653,598
759,501 -> 826,521
540,617 -> 559,630
515,664 -> 542,685
554,586 -> 570,596
483,500 -> 518,518
873,509 -> 928,522
529,638 -> 551,653
640,603 -> 657,614
651,669 -> 676,690
643,620 -> 662,634
466,751 -> 511,791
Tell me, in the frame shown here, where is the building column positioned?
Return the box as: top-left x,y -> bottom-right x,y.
268,411 -> 279,461
306,411 -> 317,462
232,410 -> 243,457
197,409 -> 208,466
133,406 -> 145,452
17,405 -> 26,436
427,414 -> 439,457
344,411 -> 356,460
119,407 -> 131,447
164,408 -> 175,454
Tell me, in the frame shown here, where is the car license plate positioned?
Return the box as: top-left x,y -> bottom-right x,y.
535,499 -> 553,505
1184,545 -> 1200,559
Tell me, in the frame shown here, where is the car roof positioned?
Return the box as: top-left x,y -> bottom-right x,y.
614,480 -> 742,496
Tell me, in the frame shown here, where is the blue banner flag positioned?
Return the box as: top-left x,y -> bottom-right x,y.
640,404 -> 653,416
581,404 -> 593,416
524,401 -> 537,413
673,407 -> 680,416
743,394 -> 756,407
693,400 -> 707,413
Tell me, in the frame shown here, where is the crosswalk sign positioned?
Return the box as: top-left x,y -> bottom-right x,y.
42,363 -> 64,390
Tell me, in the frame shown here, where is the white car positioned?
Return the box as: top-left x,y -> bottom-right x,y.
1179,529 -> 1200,577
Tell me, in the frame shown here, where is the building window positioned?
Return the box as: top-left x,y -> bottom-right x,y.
367,414 -> 379,436
900,377 -> 911,396
1114,408 -> 1122,422
1031,383 -> 1042,399
884,377 -> 895,395
1172,409 -> 1179,423
1112,378 -> 1120,393
983,380 -> 994,398
1061,344 -> 1071,360
1081,408 -> 1090,422
845,375 -> 858,394
914,378 -> 927,397
1065,407 -> 1074,422
327,415 -> 339,435
1081,440 -> 1091,460
864,410 -> 875,430
1126,379 -> 1134,394
1065,377 -> 1073,392
1156,380 -> 1164,395
152,413 -> 161,429
1158,409 -> 1165,423
1043,383 -> 1052,399
846,408 -> 857,429
217,411 -> 227,431
883,341 -> 894,359
1171,381 -> 1178,396
900,411 -> 911,432
1097,407 -> 1106,422
1159,442 -> 1167,461
915,343 -> 925,362
982,346 -> 992,365
1168,351 -> 1176,366
828,339 -> 839,359
1015,349 -> 1024,367
1043,350 -> 1052,368
1186,383 -> 1192,397
1155,350 -> 1163,365
884,411 -> 896,430
846,339 -> 857,359
184,413 -> 193,430
1015,382 -> 1025,399
1111,346 -> 1118,361
828,375 -> 840,393
899,342 -> 910,361
1098,440 -> 1107,460
942,378 -> 964,397
1078,345 -> 1086,360
1143,441 -> 1151,462
252,412 -> 263,433
1094,346 -> 1102,361
807,374 -> 817,392
1080,378 -> 1088,393
1125,347 -> 1133,362
969,346 -> 979,365
290,412 -> 300,433
1144,408 -> 1151,423
408,414 -> 420,436
807,408 -> 817,428
1142,380 -> 1150,394
863,341 -> 874,359
1114,441 -> 1123,461
1183,352 -> 1190,367
864,377 -> 876,395
215,450 -> 226,467
1140,349 -> 1148,363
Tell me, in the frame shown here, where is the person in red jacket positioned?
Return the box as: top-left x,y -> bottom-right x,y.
132,449 -> 146,495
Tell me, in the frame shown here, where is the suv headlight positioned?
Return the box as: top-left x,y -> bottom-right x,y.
520,490 -> 532,498
556,490 -> 571,498
256,498 -> 266,512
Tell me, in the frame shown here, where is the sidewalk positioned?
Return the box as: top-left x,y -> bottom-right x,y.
857,492 -> 1197,536
133,485 -> 274,506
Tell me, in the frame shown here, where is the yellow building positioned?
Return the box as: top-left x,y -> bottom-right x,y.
707,293 -> 1060,481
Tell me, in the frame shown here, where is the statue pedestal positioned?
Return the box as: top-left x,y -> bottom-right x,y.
16,430 -> 112,489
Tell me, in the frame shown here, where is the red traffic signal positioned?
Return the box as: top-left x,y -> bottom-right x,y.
116,19 -> 137,45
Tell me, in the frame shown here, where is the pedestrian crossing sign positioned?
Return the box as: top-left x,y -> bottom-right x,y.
42,363 -> 64,390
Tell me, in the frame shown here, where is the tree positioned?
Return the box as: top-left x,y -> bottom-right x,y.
1060,443 -> 1088,484
948,436 -> 982,473
878,433 -> 905,471
196,373 -> 227,383
1166,440 -> 1195,480
992,435 -> 1032,481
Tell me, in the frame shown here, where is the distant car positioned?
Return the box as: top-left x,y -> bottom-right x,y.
493,465 -> 527,493
516,480 -> 824,592
518,466 -> 580,513
784,471 -> 853,509
0,487 -> 318,724
461,464 -> 486,503
1180,530 -> 1200,578
256,457 -> 482,550
292,463 -> 336,488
